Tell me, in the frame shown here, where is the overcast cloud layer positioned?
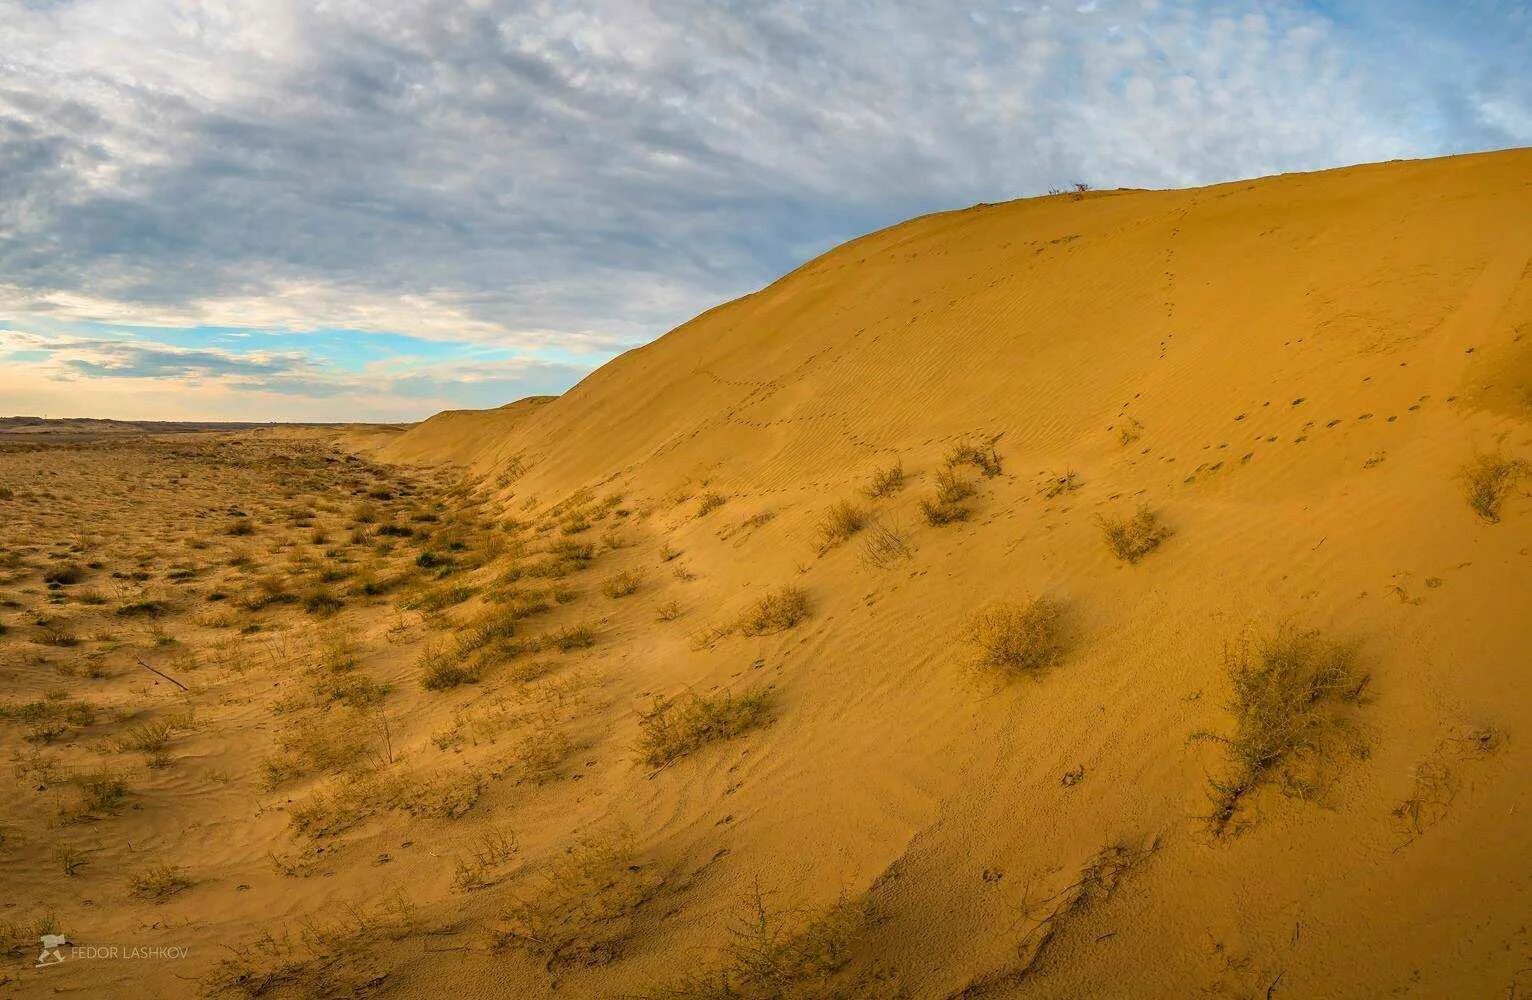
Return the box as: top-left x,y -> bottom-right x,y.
2,0 -> 1529,421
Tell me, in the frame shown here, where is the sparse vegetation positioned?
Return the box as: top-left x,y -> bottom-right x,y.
601,568 -> 644,598
1459,452 -> 1527,522
1194,627 -> 1369,836
859,517 -> 915,568
547,622 -> 597,652
417,643 -> 483,690
815,500 -> 868,553
965,597 -> 1066,676
648,893 -> 882,999
496,831 -> 661,969
864,460 -> 906,499
738,586 -> 810,635
1098,507 -> 1171,562
945,439 -> 1002,477
921,469 -> 976,524
635,687 -> 772,769
128,864 -> 192,902
696,491 -> 727,517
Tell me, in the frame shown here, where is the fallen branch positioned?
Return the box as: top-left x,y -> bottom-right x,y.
136,657 -> 189,692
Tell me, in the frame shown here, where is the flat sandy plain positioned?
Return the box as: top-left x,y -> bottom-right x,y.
2,148 -> 1530,998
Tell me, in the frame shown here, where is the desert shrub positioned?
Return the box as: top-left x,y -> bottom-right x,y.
863,460 -> 906,499
547,623 -> 596,652
0,913 -> 61,960
451,828 -> 520,892
497,832 -> 661,969
128,864 -> 192,902
600,569 -> 644,599
965,597 -> 1066,676
738,586 -> 810,635
921,469 -> 975,525
417,644 -> 482,690
695,492 -> 726,517
511,713 -> 571,783
301,587 -> 344,616
815,501 -> 867,554
116,598 -> 170,617
206,892 -> 414,996
1196,627 -> 1369,836
1459,452 -> 1528,522
635,688 -> 772,769
859,518 -> 914,569
526,540 -> 595,579
655,600 -> 683,622
648,896 -> 879,1000
1097,508 -> 1171,562
262,713 -> 379,787
945,439 -> 1002,477
404,583 -> 475,612
227,518 -> 255,537
43,564 -> 85,585
70,768 -> 128,818
117,720 -> 174,755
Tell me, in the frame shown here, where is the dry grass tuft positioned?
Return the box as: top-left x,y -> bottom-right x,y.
1194,627 -> 1369,836
945,439 -> 1003,477
738,586 -> 810,635
647,893 -> 888,1000
1459,452 -> 1528,522
635,687 -> 772,769
863,460 -> 906,499
68,767 -> 129,819
417,643 -> 483,690
1097,507 -> 1171,562
965,597 -> 1066,677
859,518 -> 915,569
815,500 -> 868,553
451,827 -> 520,892
497,831 -> 661,970
696,491 -> 727,518
600,568 -> 644,599
128,863 -> 192,902
547,622 -> 597,652
920,469 -> 976,525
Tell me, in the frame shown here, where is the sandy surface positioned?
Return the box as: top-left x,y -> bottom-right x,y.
2,148 -> 1529,998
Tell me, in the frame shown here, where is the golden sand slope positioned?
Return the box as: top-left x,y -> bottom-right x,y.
2,148 -> 1528,999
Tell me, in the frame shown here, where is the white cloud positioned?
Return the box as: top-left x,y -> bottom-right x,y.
0,0 -> 1526,417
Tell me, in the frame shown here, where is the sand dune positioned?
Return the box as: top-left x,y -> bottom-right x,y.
2,148 -> 1529,998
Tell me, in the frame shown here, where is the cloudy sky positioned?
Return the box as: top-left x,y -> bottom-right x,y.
2,1 -> 1528,422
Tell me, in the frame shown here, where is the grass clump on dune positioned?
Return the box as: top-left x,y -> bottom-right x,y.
128,864 -> 192,903
417,643 -> 483,690
647,894 -> 880,1000
635,688 -> 772,770
815,500 -> 868,554
738,586 -> 810,635
945,439 -> 1002,477
1097,507 -> 1171,562
920,469 -> 975,525
1459,452 -> 1527,522
695,491 -> 727,518
863,460 -> 906,499
547,623 -> 597,652
965,597 -> 1066,676
496,831 -> 661,970
601,568 -> 644,599
1195,627 -> 1369,836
